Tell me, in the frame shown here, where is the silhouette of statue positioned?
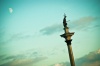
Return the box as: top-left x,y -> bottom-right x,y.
63,14 -> 67,27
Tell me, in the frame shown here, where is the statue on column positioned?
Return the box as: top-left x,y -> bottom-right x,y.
63,14 -> 67,27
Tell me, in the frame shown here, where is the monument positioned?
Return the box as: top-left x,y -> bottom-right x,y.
60,14 -> 75,66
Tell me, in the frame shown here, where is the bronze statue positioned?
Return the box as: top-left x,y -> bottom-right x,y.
63,14 -> 67,27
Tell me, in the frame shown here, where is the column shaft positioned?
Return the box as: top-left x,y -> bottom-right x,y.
67,45 -> 75,66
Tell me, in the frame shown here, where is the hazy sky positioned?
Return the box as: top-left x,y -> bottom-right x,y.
0,0 -> 100,66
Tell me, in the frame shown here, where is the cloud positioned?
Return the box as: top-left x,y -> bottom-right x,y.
0,54 -> 47,66
0,48 -> 48,66
2,55 -> 26,61
54,63 -> 63,66
0,58 -> 35,66
9,8 -> 13,13
9,57 -> 47,66
1,59 -> 34,66
70,16 -> 100,30
75,49 -> 100,66
40,16 -> 99,35
0,32 -> 35,45
40,24 -> 63,35
50,62 -> 69,66
50,49 -> 100,66
0,33 -> 22,45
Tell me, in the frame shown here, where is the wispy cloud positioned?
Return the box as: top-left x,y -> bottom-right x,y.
0,49 -> 48,66
0,58 -> 47,66
75,49 -> 100,66
70,16 -> 100,30
40,24 -> 63,35
40,16 -> 100,35
50,49 -> 100,66
54,63 -> 63,66
0,32 -> 36,45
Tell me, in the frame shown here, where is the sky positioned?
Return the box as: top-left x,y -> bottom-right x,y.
0,0 -> 100,66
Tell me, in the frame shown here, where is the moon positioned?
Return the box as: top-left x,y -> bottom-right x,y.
9,8 -> 13,13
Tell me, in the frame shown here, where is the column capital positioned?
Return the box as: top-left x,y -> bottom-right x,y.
65,40 -> 72,45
